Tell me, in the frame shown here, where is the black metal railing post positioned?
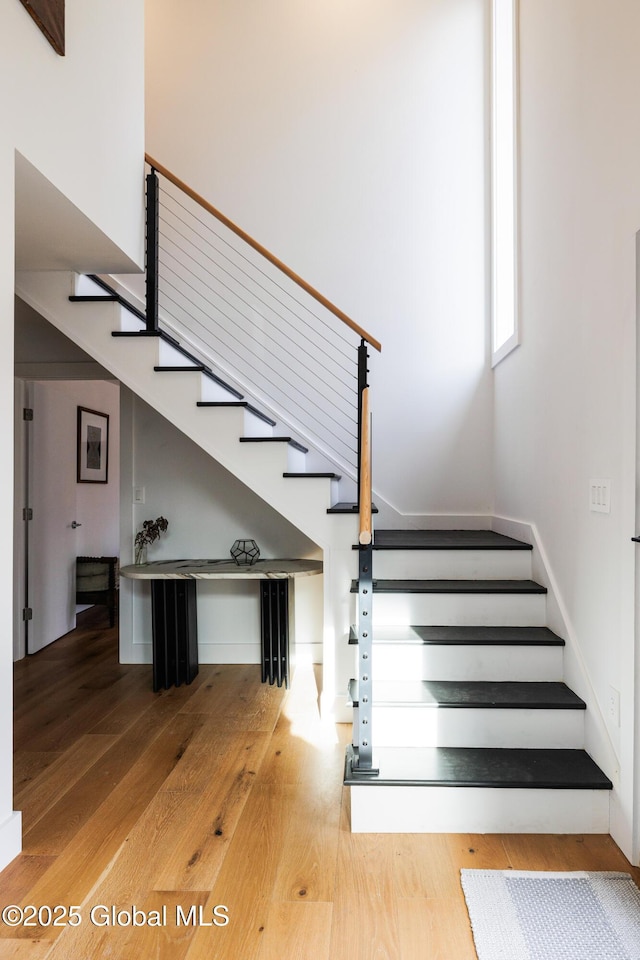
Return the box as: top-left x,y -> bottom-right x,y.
352,355 -> 377,775
357,339 -> 369,502
353,540 -> 378,774
145,167 -> 160,332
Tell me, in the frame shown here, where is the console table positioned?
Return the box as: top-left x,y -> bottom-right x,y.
120,558 -> 323,692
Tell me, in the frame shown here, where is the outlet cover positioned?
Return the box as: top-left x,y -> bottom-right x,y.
608,686 -> 620,727
589,479 -> 611,514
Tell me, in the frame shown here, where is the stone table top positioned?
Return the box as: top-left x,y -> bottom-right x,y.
120,558 -> 323,580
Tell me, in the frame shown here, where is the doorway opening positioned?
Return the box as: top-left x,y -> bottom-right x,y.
14,377 -> 120,660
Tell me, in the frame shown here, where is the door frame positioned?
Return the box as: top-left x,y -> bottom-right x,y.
13,379 -> 29,661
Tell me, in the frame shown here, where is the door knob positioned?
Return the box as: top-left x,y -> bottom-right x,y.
71,521 -> 82,529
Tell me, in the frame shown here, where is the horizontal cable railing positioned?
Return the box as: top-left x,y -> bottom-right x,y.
145,155 -> 380,477
140,154 -> 379,772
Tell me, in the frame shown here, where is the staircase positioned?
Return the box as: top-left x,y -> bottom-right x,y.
15,155 -> 614,836
16,271 -> 613,835
344,530 -> 612,833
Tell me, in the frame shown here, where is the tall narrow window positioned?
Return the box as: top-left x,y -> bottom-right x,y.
491,0 -> 519,365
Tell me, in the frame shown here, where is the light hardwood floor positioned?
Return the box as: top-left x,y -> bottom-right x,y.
2,607 -> 639,959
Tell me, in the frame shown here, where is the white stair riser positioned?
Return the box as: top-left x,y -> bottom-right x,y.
369,592 -> 547,626
198,383 -> 274,437
369,706 -> 584,749
235,441 -> 299,475
200,376 -> 243,403
241,412 -> 274,438
349,785 -> 610,833
195,403 -> 274,441
193,405 -> 249,444
121,313 -> 145,332
372,549 -> 531,580
287,446 -> 307,472
75,275 -> 107,297
369,643 -> 564,682
158,339 -> 200,367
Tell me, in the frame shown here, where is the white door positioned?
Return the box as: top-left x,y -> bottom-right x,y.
28,382 -> 79,652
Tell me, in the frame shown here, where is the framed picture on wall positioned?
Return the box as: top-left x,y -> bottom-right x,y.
17,0 -> 65,56
77,407 -> 109,483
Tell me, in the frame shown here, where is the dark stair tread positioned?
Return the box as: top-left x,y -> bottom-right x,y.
153,365 -> 206,372
344,745 -> 612,789
328,501 -> 379,514
370,530 -> 532,550
240,437 -> 308,453
284,472 -> 341,479
70,294 -> 118,302
196,402 -> 276,426
349,625 -> 564,646
347,679 -> 585,709
113,329 -> 163,336
350,579 -> 547,594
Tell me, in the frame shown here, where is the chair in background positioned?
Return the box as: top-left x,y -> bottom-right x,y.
75,556 -> 119,627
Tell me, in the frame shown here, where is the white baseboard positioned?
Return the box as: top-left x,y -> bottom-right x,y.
0,812 -> 22,872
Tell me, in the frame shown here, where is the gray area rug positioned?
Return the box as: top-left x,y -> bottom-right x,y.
461,870 -> 640,959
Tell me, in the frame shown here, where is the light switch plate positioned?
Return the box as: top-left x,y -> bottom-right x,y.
589,479 -> 610,514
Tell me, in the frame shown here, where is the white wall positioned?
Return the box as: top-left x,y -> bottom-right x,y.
145,0 -> 493,520
2,0 -> 144,870
493,0 -> 640,860
3,0 -> 144,266
119,391 -> 323,667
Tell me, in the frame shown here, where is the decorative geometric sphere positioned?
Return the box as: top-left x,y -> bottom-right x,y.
230,539 -> 260,565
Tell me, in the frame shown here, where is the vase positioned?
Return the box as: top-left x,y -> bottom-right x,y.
230,539 -> 260,565
134,543 -> 147,565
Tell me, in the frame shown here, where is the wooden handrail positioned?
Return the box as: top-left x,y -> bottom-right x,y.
358,387 -> 372,545
145,153 -> 382,353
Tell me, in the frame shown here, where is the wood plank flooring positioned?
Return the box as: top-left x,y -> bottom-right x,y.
2,607 -> 639,959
